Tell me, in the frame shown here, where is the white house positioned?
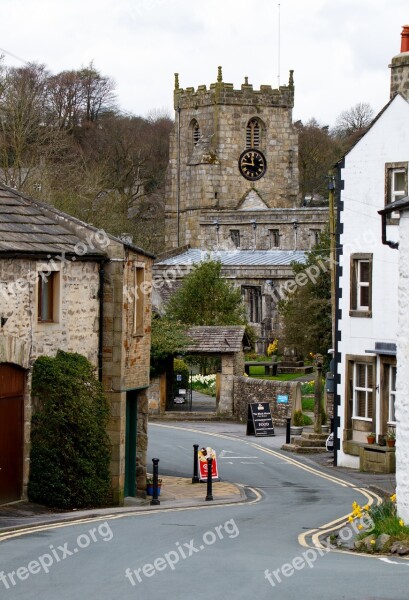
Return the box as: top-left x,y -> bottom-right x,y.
335,26 -> 409,469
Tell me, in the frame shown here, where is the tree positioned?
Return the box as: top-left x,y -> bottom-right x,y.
165,259 -> 247,326
333,102 -> 374,138
278,229 -> 332,362
28,351 -> 111,509
296,119 -> 342,201
150,316 -> 189,376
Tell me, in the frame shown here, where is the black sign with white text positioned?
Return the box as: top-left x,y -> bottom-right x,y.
246,402 -> 275,436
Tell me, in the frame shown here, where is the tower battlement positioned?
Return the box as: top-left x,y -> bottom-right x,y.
174,67 -> 294,109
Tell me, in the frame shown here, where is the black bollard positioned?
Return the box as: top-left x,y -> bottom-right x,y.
150,458 -> 160,506
330,417 -> 334,434
286,417 -> 291,444
192,444 -> 200,483
205,457 -> 213,501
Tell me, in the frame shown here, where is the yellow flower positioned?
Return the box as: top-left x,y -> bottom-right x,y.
399,519 -> 404,527
363,504 -> 369,511
352,501 -> 358,509
348,516 -> 354,523
390,493 -> 396,503
357,524 -> 363,530
370,540 -> 376,545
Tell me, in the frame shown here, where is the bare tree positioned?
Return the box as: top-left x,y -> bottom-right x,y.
333,102 -> 374,138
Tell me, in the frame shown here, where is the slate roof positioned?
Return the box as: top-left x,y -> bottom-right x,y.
185,326 -> 247,353
0,183 -> 155,259
0,184 -> 105,256
155,248 -> 306,267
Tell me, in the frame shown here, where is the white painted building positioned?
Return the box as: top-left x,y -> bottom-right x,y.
336,26 -> 409,468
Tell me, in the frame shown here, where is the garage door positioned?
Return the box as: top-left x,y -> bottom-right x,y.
0,364 -> 24,504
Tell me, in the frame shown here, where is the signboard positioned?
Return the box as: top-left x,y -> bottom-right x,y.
178,389 -> 186,395
176,374 -> 182,382
246,402 -> 275,437
198,447 -> 219,481
277,394 -> 289,404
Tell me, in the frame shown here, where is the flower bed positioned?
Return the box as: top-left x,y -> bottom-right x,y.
191,374 -> 217,397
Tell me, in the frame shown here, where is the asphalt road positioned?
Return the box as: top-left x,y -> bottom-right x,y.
1,422 -> 408,599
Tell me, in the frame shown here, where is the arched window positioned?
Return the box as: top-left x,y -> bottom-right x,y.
191,119 -> 201,146
246,119 -> 261,148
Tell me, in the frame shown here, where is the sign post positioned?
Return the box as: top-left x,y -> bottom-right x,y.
246,402 -> 275,436
198,447 -> 219,481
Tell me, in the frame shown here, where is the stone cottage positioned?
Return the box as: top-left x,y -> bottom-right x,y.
0,183 -> 153,505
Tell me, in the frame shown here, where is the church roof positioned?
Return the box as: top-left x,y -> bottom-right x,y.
155,248 -> 307,267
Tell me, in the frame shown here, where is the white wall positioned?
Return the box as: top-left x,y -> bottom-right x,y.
337,95 -> 409,468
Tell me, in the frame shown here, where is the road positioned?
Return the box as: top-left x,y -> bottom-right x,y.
0,422 -> 408,599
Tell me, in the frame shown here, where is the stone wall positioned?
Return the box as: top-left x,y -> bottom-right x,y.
233,376 -> 302,426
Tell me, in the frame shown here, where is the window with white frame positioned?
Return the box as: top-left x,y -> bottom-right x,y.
388,365 -> 397,424
350,253 -> 372,317
385,162 -> 408,221
353,362 -> 374,419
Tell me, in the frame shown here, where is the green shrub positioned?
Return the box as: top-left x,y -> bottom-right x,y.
28,351 -> 111,509
302,413 -> 313,426
293,409 -> 304,426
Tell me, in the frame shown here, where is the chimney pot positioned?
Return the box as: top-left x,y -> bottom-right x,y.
401,24 -> 409,53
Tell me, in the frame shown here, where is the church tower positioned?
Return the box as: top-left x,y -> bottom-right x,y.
165,68 -> 300,250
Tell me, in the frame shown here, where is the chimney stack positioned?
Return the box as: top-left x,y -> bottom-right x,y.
390,24 -> 409,99
401,24 -> 409,53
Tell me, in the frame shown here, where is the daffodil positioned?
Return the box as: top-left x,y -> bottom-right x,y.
390,493 -> 396,503
399,519 -> 404,527
363,504 -> 369,511
370,539 -> 376,545
357,524 -> 363,530
348,516 -> 354,523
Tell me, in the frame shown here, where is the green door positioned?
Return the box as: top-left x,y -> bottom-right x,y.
124,391 -> 137,497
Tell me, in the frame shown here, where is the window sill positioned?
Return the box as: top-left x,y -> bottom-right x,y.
349,310 -> 372,318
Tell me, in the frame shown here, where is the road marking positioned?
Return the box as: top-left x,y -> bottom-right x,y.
0,486 -> 263,543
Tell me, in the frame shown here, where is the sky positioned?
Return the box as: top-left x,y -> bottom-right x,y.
1,0 -> 408,127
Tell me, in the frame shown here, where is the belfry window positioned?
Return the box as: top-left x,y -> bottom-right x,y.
246,119 -> 260,148
193,121 -> 201,146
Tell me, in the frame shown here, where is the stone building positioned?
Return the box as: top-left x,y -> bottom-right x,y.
0,183 -> 153,505
155,68 -> 328,345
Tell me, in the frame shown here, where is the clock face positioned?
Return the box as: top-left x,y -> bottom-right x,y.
239,149 -> 267,181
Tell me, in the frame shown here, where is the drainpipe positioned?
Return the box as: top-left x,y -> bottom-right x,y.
176,106 -> 181,247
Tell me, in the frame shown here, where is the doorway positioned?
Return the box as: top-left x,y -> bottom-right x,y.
0,364 -> 24,504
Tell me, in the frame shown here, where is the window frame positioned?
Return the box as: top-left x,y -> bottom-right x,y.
229,229 -> 240,248
133,266 -> 145,337
37,271 -> 56,323
388,364 -> 397,425
241,285 -> 262,323
269,229 -> 280,248
349,253 -> 372,318
385,161 -> 408,223
352,362 -> 374,421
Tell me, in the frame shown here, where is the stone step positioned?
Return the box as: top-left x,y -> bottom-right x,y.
302,432 -> 330,440
292,437 -> 327,447
282,443 -> 329,454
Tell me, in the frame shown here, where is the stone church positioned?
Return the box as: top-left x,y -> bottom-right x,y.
153,68 -> 328,348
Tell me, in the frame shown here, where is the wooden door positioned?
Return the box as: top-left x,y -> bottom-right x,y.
0,364 -> 24,503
